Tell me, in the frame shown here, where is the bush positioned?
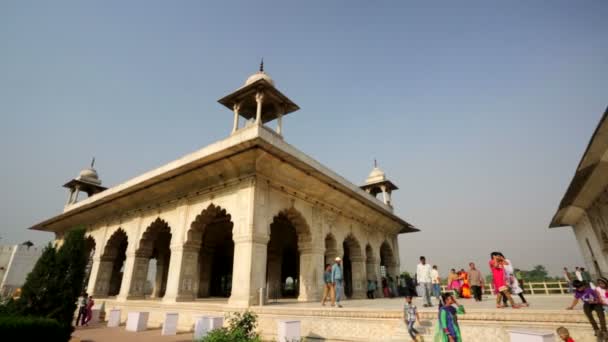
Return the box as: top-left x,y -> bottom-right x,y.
199,311 -> 261,342
0,315 -> 63,340
11,228 -> 88,341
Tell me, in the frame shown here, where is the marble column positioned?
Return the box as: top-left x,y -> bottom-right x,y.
116,252 -> 138,301
298,246 -> 324,302
92,257 -> 113,297
255,92 -> 264,125
164,244 -> 199,302
350,255 -> 367,299
127,255 -> 150,299
232,103 -> 241,134
228,235 -> 268,306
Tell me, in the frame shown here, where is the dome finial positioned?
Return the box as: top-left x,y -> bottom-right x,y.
374,158 -> 377,168
260,58 -> 264,72
91,157 -> 95,168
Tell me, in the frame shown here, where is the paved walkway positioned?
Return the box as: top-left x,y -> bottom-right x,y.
71,326 -> 194,342
71,295 -> 579,341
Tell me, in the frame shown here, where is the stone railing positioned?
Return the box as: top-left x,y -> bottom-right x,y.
439,281 -> 571,295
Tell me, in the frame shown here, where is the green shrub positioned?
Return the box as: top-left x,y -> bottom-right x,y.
199,310 -> 261,342
0,315 -> 63,340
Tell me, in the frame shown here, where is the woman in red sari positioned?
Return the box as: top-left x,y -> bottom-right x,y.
459,269 -> 472,299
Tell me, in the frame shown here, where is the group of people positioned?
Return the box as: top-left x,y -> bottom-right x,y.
75,292 -> 95,326
563,266 -> 593,292
404,287 -> 463,342
321,257 -> 345,308
489,252 -> 529,309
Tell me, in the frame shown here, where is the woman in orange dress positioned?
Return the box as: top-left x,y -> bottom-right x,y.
459,269 -> 472,298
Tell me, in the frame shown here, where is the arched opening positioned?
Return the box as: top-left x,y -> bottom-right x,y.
266,208 -> 311,300
380,241 -> 396,275
342,234 -> 362,298
82,236 -> 96,292
132,218 -> 172,299
187,204 -> 234,298
324,233 -> 338,265
99,229 -> 128,296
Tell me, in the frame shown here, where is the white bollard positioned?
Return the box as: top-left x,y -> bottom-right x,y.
161,313 -> 179,336
193,316 -> 224,340
107,309 -> 121,327
277,320 -> 301,342
508,330 -> 554,342
126,312 -> 149,332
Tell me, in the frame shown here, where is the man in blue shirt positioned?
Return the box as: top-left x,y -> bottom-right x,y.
332,257 -> 343,308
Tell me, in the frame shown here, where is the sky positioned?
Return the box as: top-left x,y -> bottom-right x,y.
1,1 -> 607,276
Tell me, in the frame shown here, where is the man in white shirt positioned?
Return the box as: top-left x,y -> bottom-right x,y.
575,267 -> 583,281
416,256 -> 433,307
431,265 -> 441,302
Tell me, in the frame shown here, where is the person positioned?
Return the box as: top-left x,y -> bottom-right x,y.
556,326 -> 574,342
564,267 -> 573,293
575,267 -> 583,281
515,268 -> 524,291
489,252 -> 520,309
321,264 -> 335,306
331,257 -> 344,308
459,269 -> 471,299
566,279 -> 607,338
503,257 -> 528,307
447,269 -> 461,297
84,295 -> 94,326
468,262 -> 484,302
367,279 -> 376,299
416,256 -> 433,307
595,277 -> 608,312
582,268 -> 594,288
436,292 -> 462,342
388,276 -> 396,298
403,295 -> 420,341
382,277 -> 390,298
76,292 -> 88,326
431,265 -> 441,302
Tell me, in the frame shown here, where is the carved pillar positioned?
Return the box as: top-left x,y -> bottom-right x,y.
298,245 -> 324,302
164,245 -> 199,302
229,235 -> 268,306
276,104 -> 284,136
92,256 -> 113,297
127,255 -> 149,299
232,103 -> 241,134
350,255 -> 367,299
116,252 -> 138,301
255,91 -> 264,125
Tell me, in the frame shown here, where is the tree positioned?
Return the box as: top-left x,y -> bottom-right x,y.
14,229 -> 88,341
21,241 -> 34,248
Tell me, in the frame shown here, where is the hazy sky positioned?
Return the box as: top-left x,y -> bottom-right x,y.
1,1 -> 607,276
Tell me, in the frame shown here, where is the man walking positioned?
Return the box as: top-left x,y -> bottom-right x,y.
416,256 -> 433,307
431,265 -> 441,302
564,267 -> 573,293
76,292 -> 88,326
332,257 -> 344,308
321,264 -> 335,306
575,267 -> 583,281
468,262 -> 484,302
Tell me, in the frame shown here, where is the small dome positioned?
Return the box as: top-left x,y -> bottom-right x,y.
245,71 -> 275,87
365,166 -> 387,184
77,167 -> 101,185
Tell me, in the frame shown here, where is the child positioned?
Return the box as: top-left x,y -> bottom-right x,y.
436,292 -> 462,342
556,326 -> 574,342
566,280 -> 607,338
404,296 -> 420,341
596,277 -> 608,312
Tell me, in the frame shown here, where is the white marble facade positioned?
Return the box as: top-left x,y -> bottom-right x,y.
33,68 -> 415,308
